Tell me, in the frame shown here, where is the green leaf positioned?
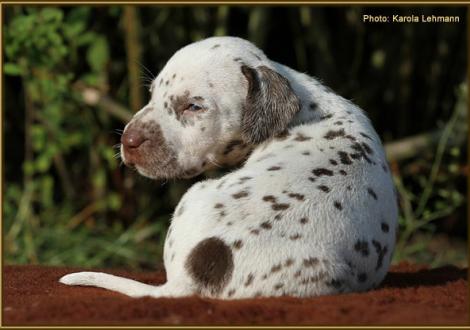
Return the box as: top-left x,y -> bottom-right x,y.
87,37 -> 109,72
4,63 -> 23,76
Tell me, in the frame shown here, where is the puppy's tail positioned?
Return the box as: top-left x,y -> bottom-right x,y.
59,272 -> 180,298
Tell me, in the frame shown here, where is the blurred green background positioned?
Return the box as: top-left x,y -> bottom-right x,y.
3,5 -> 468,270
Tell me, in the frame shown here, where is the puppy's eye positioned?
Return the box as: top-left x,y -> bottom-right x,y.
187,104 -> 203,111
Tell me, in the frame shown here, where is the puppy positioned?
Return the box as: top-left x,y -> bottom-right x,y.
60,36 -> 398,299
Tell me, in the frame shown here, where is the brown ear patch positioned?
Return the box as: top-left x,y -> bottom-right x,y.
241,65 -> 301,144
185,237 -> 234,294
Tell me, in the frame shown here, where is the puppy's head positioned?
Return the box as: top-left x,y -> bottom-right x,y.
121,37 -> 300,179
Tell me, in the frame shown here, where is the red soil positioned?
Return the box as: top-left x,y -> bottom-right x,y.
2,263 -> 468,326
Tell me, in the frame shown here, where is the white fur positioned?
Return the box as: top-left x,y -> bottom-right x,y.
60,37 -> 398,299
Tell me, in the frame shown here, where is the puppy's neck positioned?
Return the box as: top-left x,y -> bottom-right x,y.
271,62 -> 347,128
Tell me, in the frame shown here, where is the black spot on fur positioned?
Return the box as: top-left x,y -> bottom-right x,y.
357,273 -> 367,283
302,151 -> 310,156
313,168 -> 334,176
309,102 -> 318,111
360,132 -> 373,140
320,113 -> 333,120
185,237 -> 234,294
354,240 -> 369,257
334,121 -> 343,125
367,188 -> 378,200
300,217 -> 309,225
329,159 -> 338,166
372,240 -> 388,270
308,177 -> 316,182
211,44 -> 221,49
317,185 -> 330,193
339,170 -> 347,176
381,222 -> 390,233
268,166 -> 282,171
333,201 -> 343,210
214,203 -> 224,209
361,142 -> 374,155
338,151 -> 352,165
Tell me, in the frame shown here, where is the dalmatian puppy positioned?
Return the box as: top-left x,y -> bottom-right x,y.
60,36 -> 398,299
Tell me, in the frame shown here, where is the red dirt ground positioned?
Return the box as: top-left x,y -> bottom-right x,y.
3,263 -> 468,326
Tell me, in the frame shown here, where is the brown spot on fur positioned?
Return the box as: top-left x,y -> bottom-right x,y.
290,233 -> 302,240
271,264 -> 282,273
185,237 -> 234,294
250,229 -> 260,235
263,195 -> 277,203
232,240 -> 243,249
334,121 -> 343,125
275,130 -> 290,140
272,203 -> 290,211
287,192 -> 305,201
285,259 -> 295,267
303,257 -> 319,267
214,203 -> 224,209
274,283 -> 284,290
233,191 -> 249,199
260,222 -> 272,230
324,129 -> 346,140
244,273 -> 254,287
223,140 -> 244,155
294,270 -> 302,278
294,133 -> 312,141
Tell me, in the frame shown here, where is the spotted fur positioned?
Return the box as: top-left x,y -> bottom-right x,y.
60,36 -> 398,300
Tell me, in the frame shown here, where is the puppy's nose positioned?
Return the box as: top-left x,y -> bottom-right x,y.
121,128 -> 147,148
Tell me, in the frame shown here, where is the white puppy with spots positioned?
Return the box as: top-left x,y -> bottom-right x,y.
60,36 -> 398,299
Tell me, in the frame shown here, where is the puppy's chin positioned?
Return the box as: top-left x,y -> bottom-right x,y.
133,164 -> 204,180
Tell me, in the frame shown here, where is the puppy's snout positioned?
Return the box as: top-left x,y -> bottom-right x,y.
121,128 -> 148,149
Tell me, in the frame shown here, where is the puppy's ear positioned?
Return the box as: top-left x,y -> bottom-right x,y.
240,65 -> 301,144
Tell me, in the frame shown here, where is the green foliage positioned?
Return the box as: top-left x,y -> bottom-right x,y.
392,83 -> 467,267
